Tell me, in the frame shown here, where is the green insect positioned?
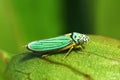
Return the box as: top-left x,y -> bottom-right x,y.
27,32 -> 89,59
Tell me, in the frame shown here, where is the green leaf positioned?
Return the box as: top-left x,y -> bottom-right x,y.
6,35 -> 120,80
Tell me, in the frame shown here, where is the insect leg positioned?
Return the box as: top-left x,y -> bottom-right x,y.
75,45 -> 83,50
62,46 -> 74,60
41,54 -> 49,58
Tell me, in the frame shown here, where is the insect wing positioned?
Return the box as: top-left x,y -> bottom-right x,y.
27,35 -> 72,52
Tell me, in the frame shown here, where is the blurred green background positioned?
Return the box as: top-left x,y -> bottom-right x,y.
0,0 -> 120,79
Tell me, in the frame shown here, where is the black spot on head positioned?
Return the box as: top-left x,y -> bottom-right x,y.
74,35 -> 77,38
77,39 -> 80,44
